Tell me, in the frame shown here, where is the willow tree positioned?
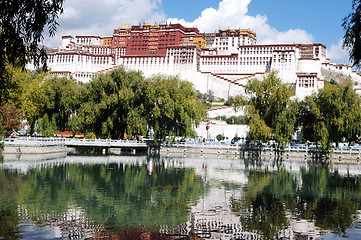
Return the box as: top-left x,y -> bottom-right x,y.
343,0 -> 361,69
146,75 -> 206,140
74,67 -> 206,139
235,71 -> 298,145
75,67 -> 148,139
18,71 -> 50,135
0,0 -> 64,105
34,76 -> 81,135
299,80 -> 361,149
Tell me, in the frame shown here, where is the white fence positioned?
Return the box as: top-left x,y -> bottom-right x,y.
3,137 -> 361,155
3,137 -> 66,146
64,138 -> 147,148
2,137 -> 147,148
161,141 -> 361,155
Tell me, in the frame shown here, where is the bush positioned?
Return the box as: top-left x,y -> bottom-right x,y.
84,132 -> 96,139
215,115 -> 226,122
226,116 -> 247,125
216,134 -> 224,141
224,97 -> 234,106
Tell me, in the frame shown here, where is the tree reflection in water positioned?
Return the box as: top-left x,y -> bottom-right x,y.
0,157 -> 205,239
0,199 -> 21,239
232,157 -> 361,239
1,155 -> 361,239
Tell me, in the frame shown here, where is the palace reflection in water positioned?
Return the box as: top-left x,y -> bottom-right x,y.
1,153 -> 361,239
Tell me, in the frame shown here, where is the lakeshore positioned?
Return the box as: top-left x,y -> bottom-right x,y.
2,137 -> 361,164
159,142 -> 361,164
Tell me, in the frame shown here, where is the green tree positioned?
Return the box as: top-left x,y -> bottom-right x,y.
235,71 -> 297,145
146,75 -> 206,140
225,115 -> 246,125
35,114 -> 58,137
246,106 -> 273,143
40,77 -> 81,132
0,67 -> 31,137
75,67 -> 148,139
0,67 -> 31,107
0,0 -> 64,105
343,0 -> 361,69
224,96 -> 234,106
0,67 -> 81,136
20,72 -> 48,134
0,67 -> 49,136
74,68 -> 206,139
299,80 -> 361,149
274,100 -> 299,145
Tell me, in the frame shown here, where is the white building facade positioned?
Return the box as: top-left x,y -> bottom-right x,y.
43,24 -> 361,100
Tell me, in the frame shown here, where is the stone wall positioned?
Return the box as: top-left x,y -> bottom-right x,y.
2,145 -> 68,155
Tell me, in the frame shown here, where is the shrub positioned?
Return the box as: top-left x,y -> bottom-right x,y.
226,116 -> 247,125
216,134 -> 224,141
84,132 -> 96,139
224,97 -> 234,106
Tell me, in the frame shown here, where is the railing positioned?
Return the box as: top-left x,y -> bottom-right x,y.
3,137 -> 361,155
2,137 -> 148,148
63,138 -> 147,147
3,137 -> 66,146
162,141 -> 361,155
161,141 -> 240,149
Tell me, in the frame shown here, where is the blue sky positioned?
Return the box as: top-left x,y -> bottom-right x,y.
246,0 -> 349,45
47,0 -> 353,64
162,0 -> 349,44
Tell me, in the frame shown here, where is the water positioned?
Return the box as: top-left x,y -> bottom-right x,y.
1,154 -> 361,239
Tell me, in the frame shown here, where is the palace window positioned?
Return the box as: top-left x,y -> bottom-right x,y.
298,76 -> 315,88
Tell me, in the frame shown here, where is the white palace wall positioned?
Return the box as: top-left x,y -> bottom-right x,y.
297,59 -> 322,75
40,34 -> 361,100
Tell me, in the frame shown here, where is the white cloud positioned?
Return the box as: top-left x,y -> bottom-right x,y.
45,0 -> 166,47
60,6 -> 81,20
328,39 -> 350,63
167,0 -> 313,44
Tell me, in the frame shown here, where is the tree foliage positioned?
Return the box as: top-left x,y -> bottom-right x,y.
35,113 -> 58,137
235,71 -> 297,144
74,67 -> 148,139
73,67 -> 206,139
0,67 -> 80,136
0,104 -> 22,136
343,0 -> 361,69
20,72 -> 48,134
0,0 -> 64,104
27,76 -> 81,136
146,75 -> 206,139
0,66 -> 206,139
41,77 -> 81,132
299,81 -> 361,149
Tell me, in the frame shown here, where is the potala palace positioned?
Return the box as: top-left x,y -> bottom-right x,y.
44,23 -> 361,99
